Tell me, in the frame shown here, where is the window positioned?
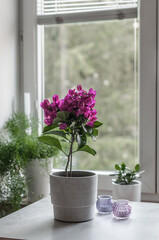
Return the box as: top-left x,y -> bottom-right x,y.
21,0 -> 158,201
37,0 -> 139,172
44,19 -> 139,172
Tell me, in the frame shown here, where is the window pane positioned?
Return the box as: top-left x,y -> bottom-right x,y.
44,19 -> 139,171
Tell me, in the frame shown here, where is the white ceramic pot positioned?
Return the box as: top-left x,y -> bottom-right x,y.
112,180 -> 141,202
50,171 -> 97,222
25,158 -> 53,202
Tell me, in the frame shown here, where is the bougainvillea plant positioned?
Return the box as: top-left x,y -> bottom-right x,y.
38,85 -> 102,177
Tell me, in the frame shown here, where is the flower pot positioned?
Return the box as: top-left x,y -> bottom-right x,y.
50,171 -> 97,222
112,180 -> 141,202
25,158 -> 53,202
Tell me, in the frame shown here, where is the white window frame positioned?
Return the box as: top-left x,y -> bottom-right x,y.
21,0 -> 159,201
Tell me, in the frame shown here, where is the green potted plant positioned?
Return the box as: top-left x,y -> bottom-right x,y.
110,162 -> 145,201
39,85 -> 102,222
0,138 -> 27,218
4,113 -> 58,203
24,139 -> 58,202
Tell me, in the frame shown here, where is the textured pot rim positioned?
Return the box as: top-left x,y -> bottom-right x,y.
50,170 -> 96,179
112,180 -> 141,186
114,199 -> 129,204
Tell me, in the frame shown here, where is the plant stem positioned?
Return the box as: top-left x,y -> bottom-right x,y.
65,133 -> 74,177
70,151 -> 72,177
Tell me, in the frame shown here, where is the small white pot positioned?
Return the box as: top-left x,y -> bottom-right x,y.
112,180 -> 141,202
50,171 -> 97,222
25,158 -> 53,202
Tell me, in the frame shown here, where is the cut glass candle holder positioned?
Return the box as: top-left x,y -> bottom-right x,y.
113,199 -> 131,219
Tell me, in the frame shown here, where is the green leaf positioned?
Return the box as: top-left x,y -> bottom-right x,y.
115,164 -> 121,170
38,136 -> 62,151
91,135 -> 96,141
135,164 -> 140,172
77,145 -> 96,156
63,111 -> 69,119
121,162 -> 126,171
77,134 -> 87,149
93,121 -> 103,128
85,126 -> 93,134
77,133 -> 87,149
43,124 -> 58,133
76,133 -> 81,147
92,128 -> 98,137
53,117 -> 61,124
57,111 -> 69,121
43,130 -> 68,140
82,124 -> 87,133
89,128 -> 98,141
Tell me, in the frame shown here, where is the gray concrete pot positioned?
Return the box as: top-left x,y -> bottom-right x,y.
50,171 -> 97,222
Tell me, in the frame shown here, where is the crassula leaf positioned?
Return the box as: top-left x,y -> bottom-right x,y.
135,164 -> 140,172
121,162 -> 126,171
115,164 -> 121,170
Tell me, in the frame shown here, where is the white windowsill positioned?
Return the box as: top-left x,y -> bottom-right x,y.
52,168 -> 159,202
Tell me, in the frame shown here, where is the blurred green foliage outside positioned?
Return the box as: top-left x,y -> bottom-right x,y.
44,19 -> 139,171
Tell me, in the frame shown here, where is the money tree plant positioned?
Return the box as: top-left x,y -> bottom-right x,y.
111,162 -> 145,185
38,85 -> 102,177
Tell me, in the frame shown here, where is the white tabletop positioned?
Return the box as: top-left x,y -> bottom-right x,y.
0,197 -> 159,240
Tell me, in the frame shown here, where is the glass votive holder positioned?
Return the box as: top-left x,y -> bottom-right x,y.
113,199 -> 131,219
96,195 -> 113,214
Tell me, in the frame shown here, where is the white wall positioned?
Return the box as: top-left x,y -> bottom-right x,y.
0,0 -> 19,128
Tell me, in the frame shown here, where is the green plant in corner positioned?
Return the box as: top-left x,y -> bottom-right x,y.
0,112 -> 58,217
5,112 -> 58,167
0,139 -> 27,217
110,162 -> 145,185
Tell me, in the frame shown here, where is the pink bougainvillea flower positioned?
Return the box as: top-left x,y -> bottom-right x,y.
52,94 -> 59,103
91,109 -> 97,116
89,88 -> 96,97
68,89 -> 75,96
50,102 -> 57,112
86,121 -> 94,127
41,85 -> 98,128
44,116 -> 54,126
59,123 -> 67,130
40,99 -> 50,110
77,85 -> 82,91
44,109 -> 56,118
89,116 -> 98,122
90,100 -> 96,109
86,116 -> 97,127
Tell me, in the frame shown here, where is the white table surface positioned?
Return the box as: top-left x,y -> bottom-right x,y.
0,197 -> 159,240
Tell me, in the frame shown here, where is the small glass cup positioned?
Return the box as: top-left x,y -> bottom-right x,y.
113,199 -> 131,219
96,195 -> 113,214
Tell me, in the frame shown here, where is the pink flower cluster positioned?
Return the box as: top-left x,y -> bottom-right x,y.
40,85 -> 97,128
